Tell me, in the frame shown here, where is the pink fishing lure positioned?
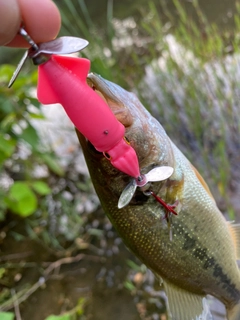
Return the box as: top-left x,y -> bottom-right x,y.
37,55 -> 140,178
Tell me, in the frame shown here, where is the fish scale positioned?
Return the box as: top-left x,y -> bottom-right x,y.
105,191 -> 235,299
99,157 -> 240,313
77,73 -> 240,320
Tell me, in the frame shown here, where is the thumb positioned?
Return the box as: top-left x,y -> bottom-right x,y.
0,0 -> 21,46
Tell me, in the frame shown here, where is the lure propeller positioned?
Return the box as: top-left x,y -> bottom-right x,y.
118,166 -> 174,208
8,29 -> 88,87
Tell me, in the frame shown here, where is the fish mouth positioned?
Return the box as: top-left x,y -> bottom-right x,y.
85,75 -> 176,208
86,73 -> 161,168
87,73 -> 134,128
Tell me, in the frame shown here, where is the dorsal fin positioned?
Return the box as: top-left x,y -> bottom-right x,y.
227,222 -> 240,260
190,164 -> 215,202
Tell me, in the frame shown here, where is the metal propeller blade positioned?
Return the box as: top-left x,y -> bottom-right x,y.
145,166 -> 174,182
118,166 -> 174,209
8,51 -> 29,88
8,27 -> 89,88
118,179 -> 137,209
29,37 -> 89,58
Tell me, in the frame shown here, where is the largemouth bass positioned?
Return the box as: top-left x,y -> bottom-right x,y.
77,73 -> 240,320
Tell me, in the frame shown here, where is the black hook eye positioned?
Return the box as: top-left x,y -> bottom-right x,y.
103,152 -> 111,160
124,136 -> 131,145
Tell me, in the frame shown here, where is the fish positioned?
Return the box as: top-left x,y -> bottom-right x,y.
76,73 -> 240,320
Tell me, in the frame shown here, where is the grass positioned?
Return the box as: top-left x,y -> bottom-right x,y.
137,1 -> 240,213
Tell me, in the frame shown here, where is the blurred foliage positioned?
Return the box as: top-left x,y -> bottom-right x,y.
0,312 -> 14,320
0,64 -> 95,246
137,1 -> 240,210
58,0 -> 122,83
0,65 -> 63,221
44,298 -> 86,320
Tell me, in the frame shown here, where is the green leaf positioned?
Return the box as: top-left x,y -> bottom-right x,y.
27,97 -> 41,109
29,69 -> 38,85
0,312 -> 15,320
28,113 -> 45,120
0,113 -> 17,130
75,297 -> 85,315
5,182 -> 37,217
0,134 -> 16,165
20,124 -> 39,148
31,181 -> 51,195
0,267 -> 6,279
124,280 -> 136,291
0,134 -> 16,157
87,228 -> 103,237
126,259 -> 141,271
0,65 -> 15,83
40,153 -> 64,176
0,98 -> 15,114
44,315 -> 72,320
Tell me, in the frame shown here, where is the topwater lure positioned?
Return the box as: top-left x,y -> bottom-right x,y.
9,28 -> 176,214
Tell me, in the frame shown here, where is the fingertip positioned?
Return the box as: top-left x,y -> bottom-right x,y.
22,0 -> 61,42
0,0 -> 21,46
7,0 -> 61,47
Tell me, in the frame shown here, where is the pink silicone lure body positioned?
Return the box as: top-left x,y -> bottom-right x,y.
37,55 -> 140,178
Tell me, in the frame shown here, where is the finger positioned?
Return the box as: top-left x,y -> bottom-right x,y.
7,0 -> 61,47
0,0 -> 21,46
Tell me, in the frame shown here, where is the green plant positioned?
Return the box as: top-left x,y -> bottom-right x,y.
137,1 -> 240,212
44,298 -> 86,320
0,64 -> 64,220
4,180 -> 51,217
0,312 -> 14,320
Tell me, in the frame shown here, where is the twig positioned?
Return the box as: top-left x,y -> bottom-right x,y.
11,289 -> 22,320
0,253 -> 101,312
0,262 -> 38,269
0,283 -> 39,312
0,252 -> 32,262
43,253 -> 85,276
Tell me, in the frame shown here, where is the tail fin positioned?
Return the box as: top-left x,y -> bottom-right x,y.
227,303 -> 240,320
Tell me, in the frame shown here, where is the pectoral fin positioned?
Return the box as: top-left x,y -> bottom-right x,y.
163,280 -> 212,320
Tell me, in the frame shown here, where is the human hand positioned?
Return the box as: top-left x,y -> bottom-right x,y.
0,0 -> 61,47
